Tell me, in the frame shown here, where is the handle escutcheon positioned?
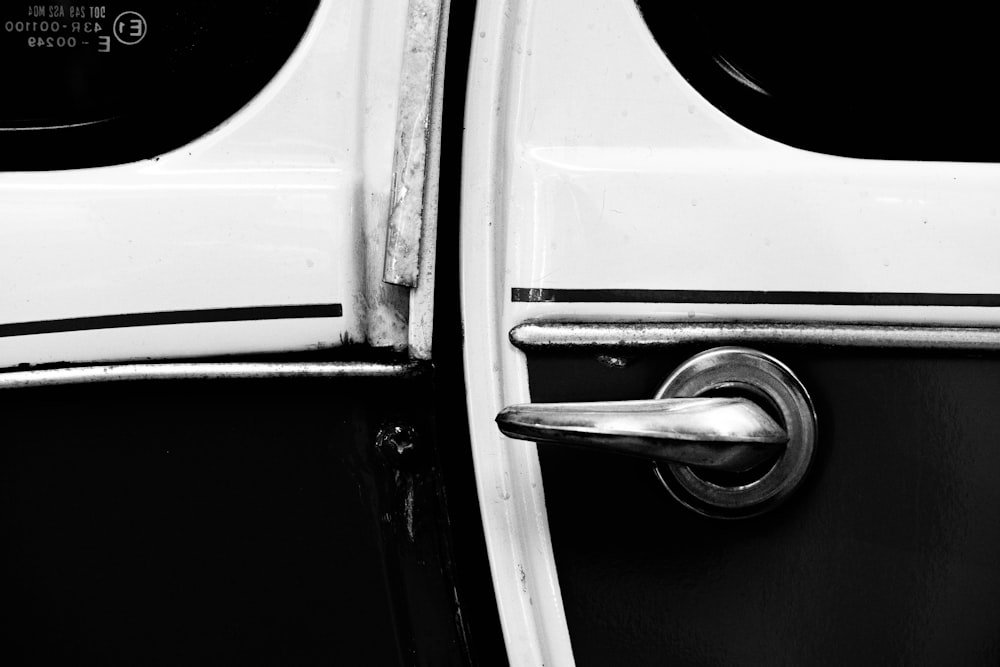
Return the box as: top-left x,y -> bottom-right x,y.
653,347 -> 817,518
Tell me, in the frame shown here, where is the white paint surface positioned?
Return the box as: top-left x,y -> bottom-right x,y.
0,0 -> 412,368
463,0 -> 1000,665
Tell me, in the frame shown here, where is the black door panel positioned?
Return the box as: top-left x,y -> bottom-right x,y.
1,372 -> 470,665
529,347 -> 1000,666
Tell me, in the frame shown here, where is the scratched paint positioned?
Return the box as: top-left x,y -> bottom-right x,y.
406,0 -> 451,360
364,190 -> 410,350
383,0 -> 447,288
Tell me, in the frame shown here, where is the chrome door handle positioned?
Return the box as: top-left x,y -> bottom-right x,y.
496,397 -> 786,472
497,347 -> 817,518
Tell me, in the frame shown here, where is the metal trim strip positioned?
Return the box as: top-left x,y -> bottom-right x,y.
0,360 -> 424,390
510,321 -> 1000,351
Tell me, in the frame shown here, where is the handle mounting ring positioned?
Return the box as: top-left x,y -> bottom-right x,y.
654,347 -> 817,518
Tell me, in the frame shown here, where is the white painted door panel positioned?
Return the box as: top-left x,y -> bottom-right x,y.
461,1 -> 1000,665
0,0 -> 428,368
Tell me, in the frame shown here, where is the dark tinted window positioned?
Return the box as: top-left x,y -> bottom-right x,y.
635,5 -> 1000,161
1,1 -> 318,170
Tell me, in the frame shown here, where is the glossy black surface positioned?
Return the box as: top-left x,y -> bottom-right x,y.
634,5 -> 1000,161
0,1 -> 318,170
1,370 -> 469,665
432,0 -> 510,661
530,346 -> 1000,665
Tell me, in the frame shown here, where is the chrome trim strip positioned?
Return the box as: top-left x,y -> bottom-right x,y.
0,361 -> 425,390
510,321 -> 1000,351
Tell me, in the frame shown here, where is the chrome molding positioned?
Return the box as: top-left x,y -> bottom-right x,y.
510,321 -> 1000,351
0,361 -> 426,391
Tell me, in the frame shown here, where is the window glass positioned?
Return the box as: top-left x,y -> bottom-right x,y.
635,5 -> 1000,161
0,1 -> 318,170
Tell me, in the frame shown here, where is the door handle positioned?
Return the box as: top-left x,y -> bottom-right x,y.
496,396 -> 786,472
496,347 -> 817,517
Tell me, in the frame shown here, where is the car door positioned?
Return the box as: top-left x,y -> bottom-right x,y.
461,2 -> 1000,665
0,2 -> 501,664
